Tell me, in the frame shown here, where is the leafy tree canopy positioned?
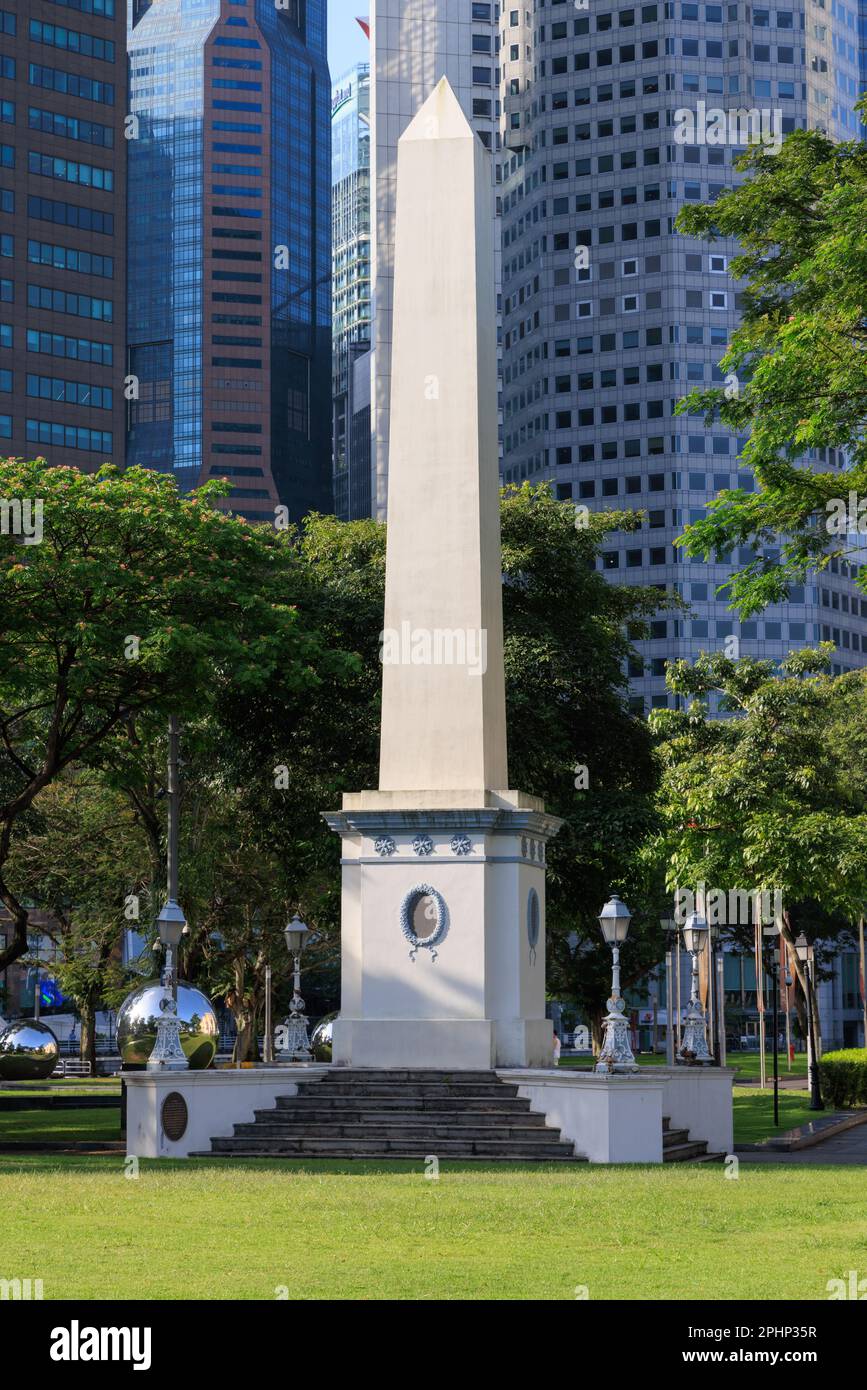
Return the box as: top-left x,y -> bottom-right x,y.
673,111 -> 867,614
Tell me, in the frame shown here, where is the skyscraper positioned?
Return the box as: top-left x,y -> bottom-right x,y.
368,0 -> 500,516
499,1 -> 867,711
331,60 -> 371,520
127,0 -> 332,522
0,0 -> 127,471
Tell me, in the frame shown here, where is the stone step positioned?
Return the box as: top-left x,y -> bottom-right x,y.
192,1148 -> 587,1163
662,1127 -> 691,1147
279,1093 -> 532,1112
323,1069 -> 500,1083
663,1139 -> 710,1162
201,1068 -> 580,1164
254,1106 -> 546,1128
207,1135 -> 581,1159
296,1082 -> 521,1099
234,1120 -> 563,1142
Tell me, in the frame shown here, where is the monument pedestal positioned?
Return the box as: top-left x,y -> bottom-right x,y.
325,793 -> 561,1069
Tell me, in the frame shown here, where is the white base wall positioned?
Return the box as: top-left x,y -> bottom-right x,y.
123,1063 -> 734,1164
324,802 -> 561,1071
501,1070 -> 665,1163
124,1067 -> 330,1160
333,1016 -> 554,1069
655,1066 -> 736,1155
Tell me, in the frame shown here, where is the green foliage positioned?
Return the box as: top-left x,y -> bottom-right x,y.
647,648 -> 867,922
820,1048 -> 867,1109
0,458 -> 343,970
672,113 -> 867,614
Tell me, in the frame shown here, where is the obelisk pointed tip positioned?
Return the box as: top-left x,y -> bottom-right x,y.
400,76 -> 476,143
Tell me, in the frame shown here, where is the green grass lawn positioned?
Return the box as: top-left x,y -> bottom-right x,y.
559,1052 -> 809,1082
0,1080 -> 122,1099
733,1087 -> 818,1144
0,1106 -> 120,1143
0,1155 -> 864,1300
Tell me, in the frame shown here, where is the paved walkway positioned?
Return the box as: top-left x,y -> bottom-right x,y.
746,1124 -> 867,1164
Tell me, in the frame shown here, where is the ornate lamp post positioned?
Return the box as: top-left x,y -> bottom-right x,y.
595,894 -> 638,1073
147,717 -> 188,1072
678,911 -> 712,1065
795,934 -> 824,1111
277,913 -> 312,1062
147,898 -> 188,1071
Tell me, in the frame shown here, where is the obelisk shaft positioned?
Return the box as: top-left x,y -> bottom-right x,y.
378,79 -> 508,794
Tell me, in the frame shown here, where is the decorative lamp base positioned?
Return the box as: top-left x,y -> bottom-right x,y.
677,1003 -> 713,1065
146,995 -> 189,1072
276,1013 -> 312,1063
595,998 -> 639,1073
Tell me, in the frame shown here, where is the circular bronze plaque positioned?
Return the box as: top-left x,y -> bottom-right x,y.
161,1091 -> 188,1142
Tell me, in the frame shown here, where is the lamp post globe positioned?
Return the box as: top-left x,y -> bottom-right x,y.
598,893 -> 632,947
595,894 -> 638,1073
284,912 -> 309,958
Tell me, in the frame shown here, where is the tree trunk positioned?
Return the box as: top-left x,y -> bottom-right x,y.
79,997 -> 98,1074
227,956 -> 259,1063
780,908 -> 822,1059
232,1009 -> 256,1064
589,1006 -> 604,1056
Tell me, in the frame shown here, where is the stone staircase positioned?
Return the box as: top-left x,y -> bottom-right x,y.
195,1068 -> 586,1162
662,1115 -> 725,1163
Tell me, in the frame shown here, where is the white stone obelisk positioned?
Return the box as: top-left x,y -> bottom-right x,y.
378,77 -> 507,795
325,79 -> 561,1070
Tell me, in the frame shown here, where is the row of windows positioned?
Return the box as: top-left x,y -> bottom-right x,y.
25,373 -> 112,409
45,0 -> 115,16
25,327 -> 113,364
26,418 -> 112,452
28,152 -> 113,191
564,289 -> 730,317
546,40 -> 660,71
544,0 -> 796,26
27,239 -> 114,278
29,65 -> 115,107
27,196 -> 114,236
27,284 -> 113,321
28,107 -> 114,149
29,19 -> 115,63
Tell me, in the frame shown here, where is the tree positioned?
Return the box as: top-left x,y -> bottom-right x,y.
0,459 -> 345,971
671,116 -> 867,614
5,773 -> 149,1068
646,646 -> 867,1050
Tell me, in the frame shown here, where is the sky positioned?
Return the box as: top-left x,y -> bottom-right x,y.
327,0 -> 371,85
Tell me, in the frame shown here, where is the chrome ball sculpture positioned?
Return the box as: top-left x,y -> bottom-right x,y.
116,980 -> 218,1069
0,1019 -> 60,1080
310,1012 -> 337,1063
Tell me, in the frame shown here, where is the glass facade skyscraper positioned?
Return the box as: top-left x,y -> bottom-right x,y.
127,0 -> 331,521
499,0 -> 867,711
331,61 -> 371,520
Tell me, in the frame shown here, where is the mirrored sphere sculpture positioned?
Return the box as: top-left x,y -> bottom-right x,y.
116,980 -> 218,1069
310,1012 -> 337,1063
0,1019 -> 60,1080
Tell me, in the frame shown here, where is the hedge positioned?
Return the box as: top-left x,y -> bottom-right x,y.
820,1049 -> 867,1109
